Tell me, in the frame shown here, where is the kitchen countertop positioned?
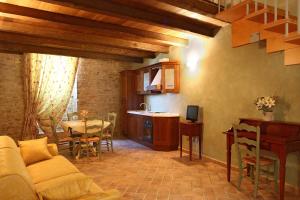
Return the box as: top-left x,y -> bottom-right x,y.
127,110 -> 179,117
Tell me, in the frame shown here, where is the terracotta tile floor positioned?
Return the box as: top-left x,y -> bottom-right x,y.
67,139 -> 300,200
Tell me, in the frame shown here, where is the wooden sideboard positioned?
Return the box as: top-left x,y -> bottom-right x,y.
224,118 -> 300,200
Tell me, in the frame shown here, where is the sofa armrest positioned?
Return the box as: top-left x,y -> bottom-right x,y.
47,143 -> 59,156
78,189 -> 121,200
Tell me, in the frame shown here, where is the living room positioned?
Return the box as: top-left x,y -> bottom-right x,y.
1,0 -> 300,200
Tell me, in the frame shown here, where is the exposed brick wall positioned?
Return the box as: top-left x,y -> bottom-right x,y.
0,53 -> 132,140
0,53 -> 24,141
75,58 -> 132,134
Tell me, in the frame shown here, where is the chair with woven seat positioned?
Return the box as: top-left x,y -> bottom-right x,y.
76,118 -> 104,160
233,123 -> 279,197
102,112 -> 117,152
38,117 -> 74,154
66,111 -> 83,137
67,112 -> 79,121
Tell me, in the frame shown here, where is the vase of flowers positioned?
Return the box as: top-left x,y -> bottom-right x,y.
254,96 -> 276,121
80,110 -> 88,122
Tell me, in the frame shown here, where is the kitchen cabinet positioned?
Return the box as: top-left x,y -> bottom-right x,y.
135,61 -> 180,94
120,70 -> 144,136
163,64 -> 180,93
136,70 -> 144,94
143,71 -> 150,91
127,113 -> 179,151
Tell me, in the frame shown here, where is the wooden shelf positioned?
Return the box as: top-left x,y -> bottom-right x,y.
215,0 -> 263,23
244,8 -> 285,24
285,32 -> 300,45
264,18 -> 297,34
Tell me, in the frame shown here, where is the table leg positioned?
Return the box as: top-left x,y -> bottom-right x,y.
227,134 -> 232,182
279,151 -> 287,200
189,136 -> 192,161
199,136 -> 202,159
180,133 -> 182,158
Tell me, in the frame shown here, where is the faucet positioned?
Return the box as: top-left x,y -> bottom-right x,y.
140,103 -> 151,112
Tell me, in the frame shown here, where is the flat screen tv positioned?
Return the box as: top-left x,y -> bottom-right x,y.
186,105 -> 199,122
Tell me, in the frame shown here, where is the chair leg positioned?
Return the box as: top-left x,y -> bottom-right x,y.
110,138 -> 114,152
76,145 -> 81,160
86,143 -> 90,159
274,160 -> 279,192
237,168 -> 243,190
250,165 -> 254,183
69,141 -> 73,155
106,138 -> 109,151
254,166 -> 260,198
98,141 -> 102,160
266,165 -> 271,182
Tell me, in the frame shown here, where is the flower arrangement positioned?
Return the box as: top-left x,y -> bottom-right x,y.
254,96 -> 276,113
80,110 -> 88,121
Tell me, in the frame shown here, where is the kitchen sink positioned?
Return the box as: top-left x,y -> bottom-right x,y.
149,111 -> 165,113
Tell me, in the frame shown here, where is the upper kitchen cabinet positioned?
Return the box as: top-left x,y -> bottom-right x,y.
136,61 -> 180,94
162,62 -> 180,93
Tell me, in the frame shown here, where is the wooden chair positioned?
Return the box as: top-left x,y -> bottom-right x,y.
67,112 -> 78,121
233,123 -> 279,197
76,118 -> 104,160
38,117 -> 74,154
102,112 -> 117,152
66,112 -> 82,137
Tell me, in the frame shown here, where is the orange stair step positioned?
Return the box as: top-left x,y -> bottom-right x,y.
285,32 -> 300,45
264,18 -> 297,34
232,19 -> 263,47
215,0 -> 263,23
264,33 -> 298,53
244,7 -> 285,24
284,46 -> 300,66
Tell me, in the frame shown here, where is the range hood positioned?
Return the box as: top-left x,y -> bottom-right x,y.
147,68 -> 162,91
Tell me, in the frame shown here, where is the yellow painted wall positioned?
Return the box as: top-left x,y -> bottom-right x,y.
143,26 -> 300,187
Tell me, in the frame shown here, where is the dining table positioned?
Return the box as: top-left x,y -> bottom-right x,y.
61,119 -> 111,135
60,119 -> 111,158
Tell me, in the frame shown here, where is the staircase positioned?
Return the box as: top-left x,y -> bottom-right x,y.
215,0 -> 300,66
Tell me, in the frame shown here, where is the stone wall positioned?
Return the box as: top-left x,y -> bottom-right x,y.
76,58 -> 133,134
0,53 -> 24,141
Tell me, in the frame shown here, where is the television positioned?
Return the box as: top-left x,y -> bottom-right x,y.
186,105 -> 199,122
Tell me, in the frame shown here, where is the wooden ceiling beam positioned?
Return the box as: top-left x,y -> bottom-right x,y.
37,0 -> 220,36
8,17 -> 185,47
0,42 -> 143,63
0,17 -> 169,53
0,31 -> 156,58
0,2 -> 186,47
155,0 -> 221,15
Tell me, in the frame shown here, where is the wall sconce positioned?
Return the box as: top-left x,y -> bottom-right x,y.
186,51 -> 200,71
184,36 -> 206,71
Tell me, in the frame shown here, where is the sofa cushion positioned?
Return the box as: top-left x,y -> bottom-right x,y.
27,155 -> 79,184
19,137 -> 52,166
35,172 -> 93,200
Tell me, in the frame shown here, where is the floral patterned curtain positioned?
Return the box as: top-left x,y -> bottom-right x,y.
22,53 -> 78,140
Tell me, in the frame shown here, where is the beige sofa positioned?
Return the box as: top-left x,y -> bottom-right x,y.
0,136 -> 121,200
